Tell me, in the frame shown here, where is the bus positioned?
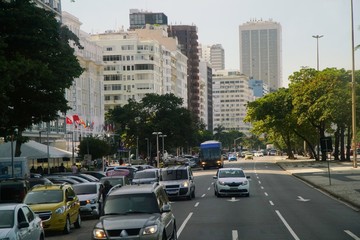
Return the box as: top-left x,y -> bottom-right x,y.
199,140 -> 224,169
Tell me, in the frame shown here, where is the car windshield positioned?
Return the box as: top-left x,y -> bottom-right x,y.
104,193 -> 160,215
161,169 -> 188,180
219,170 -> 245,178
100,178 -> 124,187
73,184 -> 97,195
134,171 -> 155,179
24,190 -> 63,204
0,210 -> 14,228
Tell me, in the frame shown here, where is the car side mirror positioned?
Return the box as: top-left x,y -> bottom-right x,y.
67,196 -> 75,201
213,176 -> 218,179
246,176 -> 251,179
18,221 -> 29,229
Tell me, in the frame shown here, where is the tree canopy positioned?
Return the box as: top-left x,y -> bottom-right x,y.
0,0 -> 83,156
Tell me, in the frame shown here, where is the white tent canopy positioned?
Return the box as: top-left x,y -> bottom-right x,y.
0,140 -> 76,159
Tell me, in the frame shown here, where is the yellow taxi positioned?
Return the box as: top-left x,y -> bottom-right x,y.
23,183 -> 81,234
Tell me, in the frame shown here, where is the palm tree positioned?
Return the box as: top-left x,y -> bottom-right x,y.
213,125 -> 225,141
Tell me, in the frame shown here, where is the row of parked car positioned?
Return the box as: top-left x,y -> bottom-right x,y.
0,163 -> 196,239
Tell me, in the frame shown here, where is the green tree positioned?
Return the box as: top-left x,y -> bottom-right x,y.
107,93 -> 201,157
0,0 -> 83,156
245,88 -> 302,159
78,137 -> 111,160
289,68 -> 352,161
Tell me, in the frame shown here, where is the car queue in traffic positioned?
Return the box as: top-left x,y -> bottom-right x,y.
0,154 -> 206,240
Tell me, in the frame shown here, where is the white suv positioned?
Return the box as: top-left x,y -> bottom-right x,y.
159,165 -> 195,200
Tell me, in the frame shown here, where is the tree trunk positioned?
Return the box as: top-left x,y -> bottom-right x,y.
333,127 -> 340,161
346,126 -> 351,161
340,126 -> 346,161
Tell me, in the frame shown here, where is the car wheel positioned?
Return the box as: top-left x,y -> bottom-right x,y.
191,189 -> 195,199
63,216 -> 71,234
214,189 -> 218,196
74,212 -> 81,228
39,233 -> 44,240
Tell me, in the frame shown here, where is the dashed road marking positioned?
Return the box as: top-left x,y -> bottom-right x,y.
344,230 -> 360,240
194,202 -> 199,207
232,230 -> 239,240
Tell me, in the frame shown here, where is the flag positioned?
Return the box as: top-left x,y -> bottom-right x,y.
73,114 -> 80,123
66,117 -> 73,125
79,119 -> 86,128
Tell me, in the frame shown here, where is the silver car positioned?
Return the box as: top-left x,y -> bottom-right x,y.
0,203 -> 45,240
93,184 -> 177,240
213,168 -> 250,197
73,182 -> 103,218
159,165 -> 195,200
132,169 -> 160,184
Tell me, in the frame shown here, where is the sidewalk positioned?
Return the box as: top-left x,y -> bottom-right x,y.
276,158 -> 360,210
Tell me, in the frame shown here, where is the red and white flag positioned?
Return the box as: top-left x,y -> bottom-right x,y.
66,116 -> 73,125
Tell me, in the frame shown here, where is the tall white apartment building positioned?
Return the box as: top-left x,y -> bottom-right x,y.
239,19 -> 282,92
89,26 -> 188,111
200,44 -> 225,71
199,61 -> 213,130
212,70 -> 253,135
62,12 -> 105,134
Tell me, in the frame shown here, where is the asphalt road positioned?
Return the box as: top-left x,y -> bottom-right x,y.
46,157 -> 360,240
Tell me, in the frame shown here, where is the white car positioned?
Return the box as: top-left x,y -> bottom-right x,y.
73,182 -> 103,218
213,168 -> 250,197
254,151 -> 264,157
0,203 -> 45,240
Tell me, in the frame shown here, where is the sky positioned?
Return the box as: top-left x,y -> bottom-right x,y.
61,0 -> 360,87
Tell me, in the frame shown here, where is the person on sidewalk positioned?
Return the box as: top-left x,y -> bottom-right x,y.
71,163 -> 78,173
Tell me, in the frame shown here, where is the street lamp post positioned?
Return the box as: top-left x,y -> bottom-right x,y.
313,34 -> 323,161
46,122 -> 50,174
152,132 -> 162,168
233,137 -> 242,152
312,35 -> 323,71
67,131 -> 75,165
350,0 -> 357,168
160,134 -> 167,159
145,138 -> 149,160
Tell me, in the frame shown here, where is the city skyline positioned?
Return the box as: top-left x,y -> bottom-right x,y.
61,0 -> 360,87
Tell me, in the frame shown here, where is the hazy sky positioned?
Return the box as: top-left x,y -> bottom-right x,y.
61,0 -> 360,87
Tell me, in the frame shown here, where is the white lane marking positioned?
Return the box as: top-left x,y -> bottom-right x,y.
264,192 -> 268,196
201,193 -> 206,198
345,230 -> 360,240
258,181 -> 261,184
261,186 -> 264,189
275,210 -> 300,240
232,230 -> 239,240
208,187 -> 211,191
194,202 -> 199,207
269,200 -> 274,206
297,196 -> 310,202
177,212 -> 193,238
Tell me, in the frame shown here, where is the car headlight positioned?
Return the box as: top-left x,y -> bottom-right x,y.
218,181 -> 225,185
143,225 -> 158,235
54,206 -> 66,214
93,228 -> 107,239
87,198 -> 97,204
181,181 -> 189,188
242,180 -> 249,186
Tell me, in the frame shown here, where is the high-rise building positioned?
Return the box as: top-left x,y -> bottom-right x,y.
88,26 -> 188,112
199,61 -> 213,131
62,12 -> 105,135
129,9 -> 168,30
239,19 -> 282,92
200,44 -> 225,71
168,25 -> 200,118
212,70 -> 253,135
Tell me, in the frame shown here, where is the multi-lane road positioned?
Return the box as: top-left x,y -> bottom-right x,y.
47,157 -> 360,240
